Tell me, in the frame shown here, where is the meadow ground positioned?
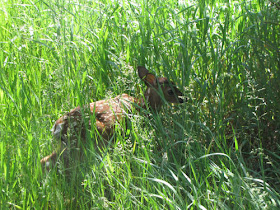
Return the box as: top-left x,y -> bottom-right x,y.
0,0 -> 279,209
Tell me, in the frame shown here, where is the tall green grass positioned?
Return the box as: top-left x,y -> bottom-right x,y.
0,0 -> 279,208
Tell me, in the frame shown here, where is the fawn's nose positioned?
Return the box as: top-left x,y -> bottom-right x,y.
178,96 -> 188,103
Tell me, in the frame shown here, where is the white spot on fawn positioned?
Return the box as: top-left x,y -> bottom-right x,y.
52,123 -> 64,139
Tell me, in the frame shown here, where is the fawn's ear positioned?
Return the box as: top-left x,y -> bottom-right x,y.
138,66 -> 157,86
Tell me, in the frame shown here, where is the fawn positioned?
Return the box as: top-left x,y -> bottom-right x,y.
40,66 -> 186,170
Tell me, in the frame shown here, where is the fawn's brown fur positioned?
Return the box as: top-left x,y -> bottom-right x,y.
40,66 -> 186,170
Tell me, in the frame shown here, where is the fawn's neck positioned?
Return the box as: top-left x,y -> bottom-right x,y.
138,87 -> 163,111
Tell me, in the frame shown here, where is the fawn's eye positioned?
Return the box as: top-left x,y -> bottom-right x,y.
167,89 -> 174,95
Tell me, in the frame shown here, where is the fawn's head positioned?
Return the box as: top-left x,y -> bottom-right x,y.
138,66 -> 187,110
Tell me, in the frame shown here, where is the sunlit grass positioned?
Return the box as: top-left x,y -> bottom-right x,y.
0,0 -> 279,208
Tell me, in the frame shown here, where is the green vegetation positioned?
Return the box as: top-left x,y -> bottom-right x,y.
0,0 -> 279,208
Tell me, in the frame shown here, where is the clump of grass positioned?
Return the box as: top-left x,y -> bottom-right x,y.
0,0 -> 279,209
